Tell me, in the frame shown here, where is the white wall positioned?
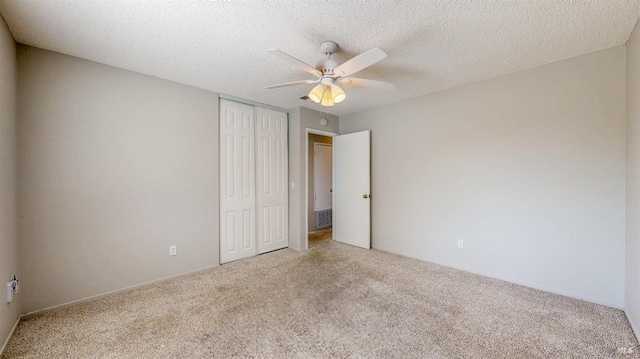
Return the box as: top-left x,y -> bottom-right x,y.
340,47 -> 626,308
626,20 -> 640,339
17,46 -> 220,314
288,107 -> 338,250
0,14 -> 19,351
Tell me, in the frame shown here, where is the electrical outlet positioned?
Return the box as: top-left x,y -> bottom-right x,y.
457,239 -> 464,249
10,275 -> 18,293
169,245 -> 177,256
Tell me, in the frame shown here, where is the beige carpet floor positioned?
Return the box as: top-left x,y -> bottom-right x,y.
2,235 -> 639,358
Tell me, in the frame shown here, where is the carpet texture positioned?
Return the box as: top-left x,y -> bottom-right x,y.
2,236 -> 638,358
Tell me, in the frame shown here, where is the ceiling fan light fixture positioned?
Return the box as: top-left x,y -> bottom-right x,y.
331,84 -> 346,103
308,84 -> 324,103
320,86 -> 334,107
267,42 -> 392,107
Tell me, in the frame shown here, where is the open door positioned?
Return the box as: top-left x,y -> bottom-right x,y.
333,130 -> 371,249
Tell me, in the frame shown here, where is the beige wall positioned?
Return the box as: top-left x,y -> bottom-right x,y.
307,134 -> 333,232
0,14 -> 19,350
340,47 -> 626,308
288,107 -> 338,250
626,20 -> 640,339
17,46 -> 220,313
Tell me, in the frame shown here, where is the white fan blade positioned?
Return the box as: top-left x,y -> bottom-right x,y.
334,48 -> 387,77
265,79 -> 319,89
267,49 -> 322,78
338,78 -> 394,91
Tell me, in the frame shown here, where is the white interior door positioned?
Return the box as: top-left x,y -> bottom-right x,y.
314,143 -> 332,211
333,130 -> 371,249
256,107 -> 289,254
220,99 -> 257,263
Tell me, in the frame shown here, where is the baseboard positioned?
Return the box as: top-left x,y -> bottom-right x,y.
372,245 -> 623,310
0,316 -> 21,356
626,310 -> 640,344
23,265 -> 219,318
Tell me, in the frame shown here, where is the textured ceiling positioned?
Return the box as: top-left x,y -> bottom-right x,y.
1,1 -> 639,116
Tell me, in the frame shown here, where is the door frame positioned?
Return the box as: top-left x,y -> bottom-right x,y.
304,128 -> 338,250
219,95 -> 290,264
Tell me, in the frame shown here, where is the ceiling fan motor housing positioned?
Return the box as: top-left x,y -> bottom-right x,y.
316,58 -> 339,76
317,41 -> 339,75
320,77 -> 336,86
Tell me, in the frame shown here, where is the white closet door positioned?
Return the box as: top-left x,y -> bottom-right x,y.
220,99 -> 257,263
256,107 -> 289,254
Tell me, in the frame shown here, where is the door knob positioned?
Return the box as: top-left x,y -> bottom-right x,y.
363,194 -> 369,199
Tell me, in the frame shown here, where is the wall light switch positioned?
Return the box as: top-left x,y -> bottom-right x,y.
169,245 -> 177,256
457,239 -> 464,249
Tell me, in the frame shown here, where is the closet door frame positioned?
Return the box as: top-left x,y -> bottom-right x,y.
219,97 -> 289,264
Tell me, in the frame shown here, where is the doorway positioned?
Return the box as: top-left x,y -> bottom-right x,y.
306,129 -> 337,249
303,129 -> 371,250
308,134 -> 332,247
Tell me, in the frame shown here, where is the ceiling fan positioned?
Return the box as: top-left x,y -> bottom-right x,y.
265,41 -> 394,107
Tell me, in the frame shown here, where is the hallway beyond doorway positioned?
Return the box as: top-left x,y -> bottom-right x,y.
308,228 -> 332,248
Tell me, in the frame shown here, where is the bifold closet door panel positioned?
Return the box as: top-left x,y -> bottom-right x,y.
220,99 -> 257,264
256,107 -> 289,254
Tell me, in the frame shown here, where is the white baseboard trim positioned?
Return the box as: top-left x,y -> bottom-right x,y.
0,316 -> 21,356
23,265 -> 219,318
625,310 -> 640,343
372,245 -> 623,310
